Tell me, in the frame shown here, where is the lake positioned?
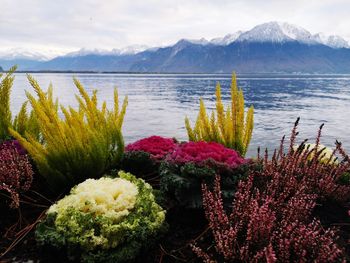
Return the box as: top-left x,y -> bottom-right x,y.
10,73 -> 350,157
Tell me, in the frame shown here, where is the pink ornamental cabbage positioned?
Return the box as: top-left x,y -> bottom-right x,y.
167,141 -> 245,168
125,136 -> 177,160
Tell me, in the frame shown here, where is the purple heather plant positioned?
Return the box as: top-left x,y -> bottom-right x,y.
194,175 -> 345,262
1,139 -> 27,155
0,140 -> 33,208
193,119 -> 349,262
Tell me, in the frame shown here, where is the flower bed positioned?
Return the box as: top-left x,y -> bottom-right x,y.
0,71 -> 349,262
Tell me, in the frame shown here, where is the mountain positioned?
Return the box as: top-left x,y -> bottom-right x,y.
2,21 -> 350,73
0,48 -> 48,61
0,58 -> 43,71
313,33 -> 350,49
236,22 -> 316,44
0,48 -> 49,71
210,31 -> 243,45
65,45 -> 151,57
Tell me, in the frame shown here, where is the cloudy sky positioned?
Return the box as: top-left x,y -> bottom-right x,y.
1,0 -> 349,58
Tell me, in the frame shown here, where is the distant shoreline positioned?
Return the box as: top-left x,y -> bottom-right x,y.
0,70 -> 350,79
4,70 -> 350,77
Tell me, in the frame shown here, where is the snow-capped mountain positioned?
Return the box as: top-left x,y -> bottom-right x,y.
236,22 -> 317,44
326,35 -> 350,48
2,21 -> 350,73
182,22 -> 349,49
183,38 -> 209,45
313,33 -> 349,49
210,31 -> 243,45
0,48 -> 48,61
235,22 -> 349,48
115,44 -> 150,54
65,45 -> 151,57
65,48 -> 113,57
2,21 -> 349,63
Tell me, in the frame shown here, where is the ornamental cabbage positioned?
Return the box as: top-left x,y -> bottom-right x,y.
160,141 -> 249,208
167,141 -> 245,168
35,171 -> 166,262
125,136 -> 177,161
121,136 -> 177,181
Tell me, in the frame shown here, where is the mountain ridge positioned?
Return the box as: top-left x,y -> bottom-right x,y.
1,21 -> 350,73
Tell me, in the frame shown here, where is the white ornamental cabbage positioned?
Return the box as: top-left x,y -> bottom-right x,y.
36,171 -> 166,263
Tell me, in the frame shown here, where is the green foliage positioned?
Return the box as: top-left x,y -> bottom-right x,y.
35,172 -> 166,263
10,76 -> 128,194
0,66 -> 40,142
185,73 -> 254,156
338,171 -> 350,185
120,151 -> 159,180
160,161 -> 251,209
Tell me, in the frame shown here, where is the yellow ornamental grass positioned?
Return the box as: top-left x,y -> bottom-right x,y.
12,101 -> 41,141
185,73 -> 254,156
0,65 -> 40,141
10,75 -> 128,193
293,143 -> 339,165
0,66 -> 15,140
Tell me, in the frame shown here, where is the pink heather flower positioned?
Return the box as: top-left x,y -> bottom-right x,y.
0,140 -> 34,208
1,139 -> 27,155
125,136 -> 177,160
193,120 -> 348,262
195,174 -> 345,262
167,141 -> 245,169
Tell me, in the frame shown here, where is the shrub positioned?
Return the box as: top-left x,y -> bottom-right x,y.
185,73 -> 254,156
0,140 -> 34,208
1,139 -> 27,155
121,136 -> 177,179
35,171 -> 166,263
193,176 -> 345,262
160,141 -> 248,208
0,66 -> 40,142
10,76 -> 128,194
192,119 -> 349,262
277,121 -> 350,202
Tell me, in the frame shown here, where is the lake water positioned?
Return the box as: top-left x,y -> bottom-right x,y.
10,73 -> 350,157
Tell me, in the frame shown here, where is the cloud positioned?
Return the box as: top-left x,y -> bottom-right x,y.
1,0 -> 349,57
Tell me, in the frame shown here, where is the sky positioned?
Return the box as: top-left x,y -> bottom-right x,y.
1,0 -> 350,58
